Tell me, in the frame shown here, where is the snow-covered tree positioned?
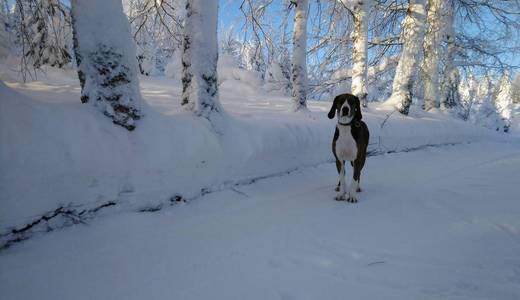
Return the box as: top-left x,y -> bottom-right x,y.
351,0 -> 369,107
495,73 -> 514,132
23,0 -> 71,68
422,0 -> 443,111
265,59 -> 290,94
124,0 -> 184,76
440,0 -> 459,110
470,75 -> 506,132
291,0 -> 308,111
181,0 -> 222,121
458,74 -> 477,120
241,39 -> 266,78
386,0 -> 427,115
71,0 -> 142,131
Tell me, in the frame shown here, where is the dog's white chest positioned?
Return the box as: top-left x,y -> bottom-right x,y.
335,126 -> 357,161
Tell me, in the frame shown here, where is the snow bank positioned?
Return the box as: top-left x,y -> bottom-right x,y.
0,78 -> 504,231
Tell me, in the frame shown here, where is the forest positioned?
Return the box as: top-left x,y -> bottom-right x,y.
1,1 -> 520,299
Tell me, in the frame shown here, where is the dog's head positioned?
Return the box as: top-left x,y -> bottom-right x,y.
327,93 -> 362,123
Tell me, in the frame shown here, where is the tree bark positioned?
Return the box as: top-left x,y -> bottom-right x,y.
440,0 -> 459,110
386,0 -> 427,115
71,0 -> 142,131
291,0 -> 308,112
422,0 -> 443,111
181,0 -> 222,121
351,0 -> 369,107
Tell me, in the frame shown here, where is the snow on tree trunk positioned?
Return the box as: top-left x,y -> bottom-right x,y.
458,74 -> 477,120
71,0 -> 142,131
291,0 -> 308,112
181,0 -> 222,121
351,0 -> 369,107
440,1 -> 459,110
386,0 -> 427,115
422,0 -> 443,111
495,73 -> 514,132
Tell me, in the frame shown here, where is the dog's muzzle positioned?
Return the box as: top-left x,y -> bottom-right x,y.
341,106 -> 350,117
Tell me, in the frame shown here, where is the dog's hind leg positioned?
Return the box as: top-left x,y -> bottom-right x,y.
335,161 -> 346,201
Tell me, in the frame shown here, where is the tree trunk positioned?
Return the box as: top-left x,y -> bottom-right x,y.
422,0 -> 443,111
71,0 -> 142,131
181,0 -> 222,121
387,0 -> 427,115
351,0 -> 369,107
440,0 -> 459,110
291,0 -> 308,112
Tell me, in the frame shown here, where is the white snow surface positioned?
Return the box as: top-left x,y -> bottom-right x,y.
1,140 -> 520,299
0,66 -> 508,231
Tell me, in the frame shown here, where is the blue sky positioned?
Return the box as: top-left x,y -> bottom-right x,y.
6,0 -> 518,76
217,0 -> 519,77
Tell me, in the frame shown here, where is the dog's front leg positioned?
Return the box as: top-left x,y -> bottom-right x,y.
347,163 -> 359,203
336,161 -> 346,201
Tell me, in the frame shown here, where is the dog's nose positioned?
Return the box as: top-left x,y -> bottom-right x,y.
342,106 -> 349,116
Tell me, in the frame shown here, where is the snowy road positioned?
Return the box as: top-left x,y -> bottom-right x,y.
1,141 -> 520,300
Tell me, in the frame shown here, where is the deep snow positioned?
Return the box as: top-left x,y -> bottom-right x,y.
1,141 -> 520,299
0,66 -> 502,233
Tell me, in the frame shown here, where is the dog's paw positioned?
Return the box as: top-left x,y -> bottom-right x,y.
356,187 -> 362,193
347,192 -> 358,203
335,194 -> 346,201
335,185 -> 340,192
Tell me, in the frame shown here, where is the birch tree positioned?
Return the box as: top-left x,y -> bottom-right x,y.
291,0 -> 308,111
440,0 -> 459,110
351,0 -> 369,107
422,0 -> 443,111
181,0 -> 222,121
386,0 -> 427,115
71,0 -> 142,131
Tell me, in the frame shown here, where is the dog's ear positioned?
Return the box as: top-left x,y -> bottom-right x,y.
353,95 -> 363,121
328,96 -> 339,119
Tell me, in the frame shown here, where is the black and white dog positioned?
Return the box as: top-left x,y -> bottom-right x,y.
328,94 -> 370,202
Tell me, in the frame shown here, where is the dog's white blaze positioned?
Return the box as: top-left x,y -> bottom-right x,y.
335,125 -> 357,161
337,102 -> 353,124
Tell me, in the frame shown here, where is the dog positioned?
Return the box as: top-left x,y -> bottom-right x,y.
328,93 -> 370,202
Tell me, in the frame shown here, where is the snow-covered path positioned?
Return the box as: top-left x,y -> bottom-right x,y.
1,141 -> 520,300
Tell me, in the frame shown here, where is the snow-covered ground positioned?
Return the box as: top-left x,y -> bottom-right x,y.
0,66 -> 503,232
1,64 -> 520,299
1,140 -> 520,299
